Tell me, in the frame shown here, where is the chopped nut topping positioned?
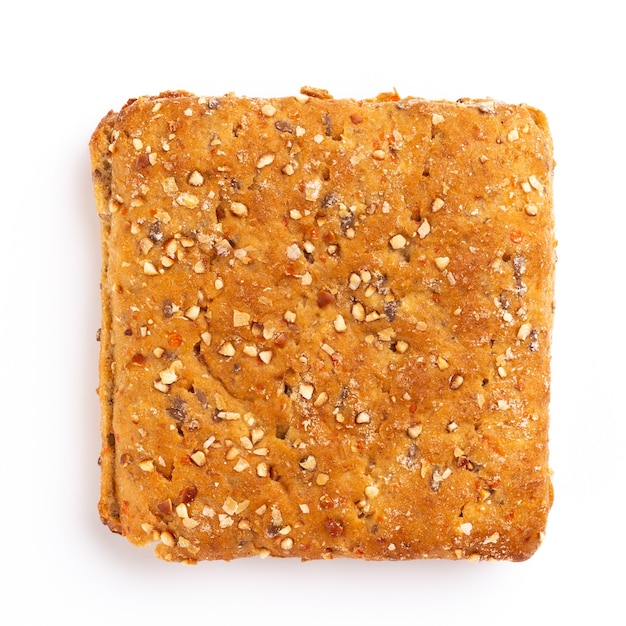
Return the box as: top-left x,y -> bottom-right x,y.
222,449 -> 241,467
432,197 -> 445,212
233,310 -> 251,328
162,177 -> 178,194
407,424 -> 423,439
355,411 -> 371,424
395,340 -> 409,354
190,451 -> 206,466
160,531 -> 176,547
261,103 -> 276,117
365,485 -> 379,498
529,175 -> 544,192
435,256 -> 450,270
437,356 -> 449,370
240,436 -> 253,450
222,496 -> 238,516
526,204 -> 538,216
390,234 -> 407,249
377,327 -> 396,342
299,383 -> 314,400
218,411 -> 241,421
139,237 -> 154,254
417,219 -> 431,239
333,314 -> 347,332
159,367 -> 179,385
517,322 -> 533,340
352,302 -> 366,321
372,149 -> 386,160
176,192 -> 199,208
507,129 -> 519,142
460,522 -> 473,536
286,243 -> 302,260
256,152 -> 275,168
449,374 -> 464,390
193,260 -> 206,274
188,170 -> 204,186
483,532 -> 500,545
259,350 -> 273,364
314,391 -> 329,407
316,473 -> 330,486
175,503 -> 189,519
317,290 -> 334,307
185,305 -> 200,321
143,261 -> 158,276
280,537 -> 294,550
230,202 -> 249,217
233,458 -> 250,472
218,341 -> 236,357
349,273 -> 362,290
256,462 -> 269,477
139,459 -> 154,472
305,178 -> 322,201
299,455 -> 317,471
153,381 -> 170,393
432,113 -> 445,125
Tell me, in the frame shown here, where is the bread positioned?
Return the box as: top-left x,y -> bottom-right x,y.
90,88 -> 555,562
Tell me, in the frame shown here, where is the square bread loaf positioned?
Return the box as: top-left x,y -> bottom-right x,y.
90,88 -> 555,562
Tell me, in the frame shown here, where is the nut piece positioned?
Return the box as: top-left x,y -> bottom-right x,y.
449,374 -> 464,390
435,256 -> 450,270
417,219 -> 431,239
390,234 -> 407,250
230,202 -> 248,217
261,103 -> 276,117
517,323 -> 533,340
333,315 -> 347,332
299,455 -> 317,471
407,424 -> 423,439
233,310 -> 251,328
351,302 -> 366,321
256,153 -> 275,168
432,113 -> 445,125
190,451 -> 206,467
188,170 -> 204,186
299,383 -> 314,400
355,411 -> 371,424
431,198 -> 445,212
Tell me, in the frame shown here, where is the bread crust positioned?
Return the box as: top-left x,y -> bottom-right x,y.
90,89 -> 555,562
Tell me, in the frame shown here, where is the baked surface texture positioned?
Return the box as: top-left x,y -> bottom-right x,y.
90,88 -> 555,562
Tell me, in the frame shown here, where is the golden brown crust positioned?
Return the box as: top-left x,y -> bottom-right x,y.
90,89 -> 555,562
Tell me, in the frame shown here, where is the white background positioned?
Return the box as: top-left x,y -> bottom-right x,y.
1,1 -> 623,623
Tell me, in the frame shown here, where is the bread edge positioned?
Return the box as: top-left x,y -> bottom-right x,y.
90,111 -> 122,534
